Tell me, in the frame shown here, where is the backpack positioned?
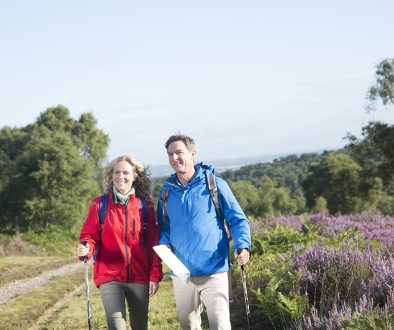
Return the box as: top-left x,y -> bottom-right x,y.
92,193 -> 149,263
161,172 -> 232,241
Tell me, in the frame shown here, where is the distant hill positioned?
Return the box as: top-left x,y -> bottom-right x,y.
148,153 -> 294,178
220,152 -> 323,194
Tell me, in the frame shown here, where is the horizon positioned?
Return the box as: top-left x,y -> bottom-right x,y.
148,148 -> 328,177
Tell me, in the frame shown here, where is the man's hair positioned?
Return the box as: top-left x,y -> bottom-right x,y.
165,133 -> 195,151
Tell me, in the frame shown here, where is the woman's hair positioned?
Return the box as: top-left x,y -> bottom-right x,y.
102,155 -> 151,199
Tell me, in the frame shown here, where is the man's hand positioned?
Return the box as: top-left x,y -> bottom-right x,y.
235,248 -> 250,266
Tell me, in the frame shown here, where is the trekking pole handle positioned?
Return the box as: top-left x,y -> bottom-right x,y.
237,249 -> 245,272
81,240 -> 88,261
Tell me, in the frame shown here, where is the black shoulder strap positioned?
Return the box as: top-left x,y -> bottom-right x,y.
161,189 -> 170,222
206,173 -> 232,240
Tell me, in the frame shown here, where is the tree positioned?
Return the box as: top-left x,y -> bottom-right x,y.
346,122 -> 394,194
304,154 -> 365,214
0,105 -> 109,233
228,180 -> 260,217
256,176 -> 297,217
366,58 -> 394,111
312,196 -> 328,213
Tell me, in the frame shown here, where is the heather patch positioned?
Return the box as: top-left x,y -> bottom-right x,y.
244,213 -> 394,329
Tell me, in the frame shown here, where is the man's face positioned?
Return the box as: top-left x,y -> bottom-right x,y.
167,140 -> 196,174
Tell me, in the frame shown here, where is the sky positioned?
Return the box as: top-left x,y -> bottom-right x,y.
1,0 -> 393,166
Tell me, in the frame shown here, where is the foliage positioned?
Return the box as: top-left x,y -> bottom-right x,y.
312,196 -> 328,213
303,153 -> 382,214
227,180 -> 260,216
232,212 -> 394,329
221,153 -> 322,195
346,121 -> 394,196
0,105 -> 109,233
366,58 -> 394,111
228,176 -> 299,218
22,224 -> 79,257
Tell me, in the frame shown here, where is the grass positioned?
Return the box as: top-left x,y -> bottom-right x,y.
0,266 -> 85,329
48,272 -> 184,330
0,256 -> 75,286
0,258 -> 214,329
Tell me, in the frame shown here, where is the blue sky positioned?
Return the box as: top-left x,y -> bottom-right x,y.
1,1 -> 393,166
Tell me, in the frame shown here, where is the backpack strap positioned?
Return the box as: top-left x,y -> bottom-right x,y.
93,193 -> 109,263
206,173 -> 232,241
161,189 -> 170,222
206,172 -> 234,302
138,196 -> 148,232
98,193 -> 109,228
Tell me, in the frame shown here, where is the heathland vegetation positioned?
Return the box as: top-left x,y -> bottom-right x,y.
0,58 -> 394,329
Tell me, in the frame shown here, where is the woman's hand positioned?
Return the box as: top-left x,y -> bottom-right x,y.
77,243 -> 90,258
149,281 -> 160,297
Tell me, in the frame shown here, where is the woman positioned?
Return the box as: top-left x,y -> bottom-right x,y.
77,155 -> 163,330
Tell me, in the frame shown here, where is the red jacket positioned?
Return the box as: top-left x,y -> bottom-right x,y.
79,193 -> 163,287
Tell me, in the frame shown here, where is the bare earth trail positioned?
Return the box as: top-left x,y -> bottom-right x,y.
0,262 -> 83,305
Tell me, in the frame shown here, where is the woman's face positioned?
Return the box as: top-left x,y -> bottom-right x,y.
112,160 -> 135,194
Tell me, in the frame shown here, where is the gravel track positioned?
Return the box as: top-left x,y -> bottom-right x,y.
0,262 -> 83,305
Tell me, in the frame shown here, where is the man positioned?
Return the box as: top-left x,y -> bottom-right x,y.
157,133 -> 251,330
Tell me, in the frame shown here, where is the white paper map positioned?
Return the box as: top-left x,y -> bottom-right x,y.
153,245 -> 190,284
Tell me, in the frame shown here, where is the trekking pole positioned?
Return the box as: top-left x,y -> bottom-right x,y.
237,249 -> 251,330
81,241 -> 92,330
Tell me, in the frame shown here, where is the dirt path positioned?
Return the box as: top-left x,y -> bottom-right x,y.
0,262 -> 83,305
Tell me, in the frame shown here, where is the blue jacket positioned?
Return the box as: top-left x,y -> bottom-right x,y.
157,163 -> 251,276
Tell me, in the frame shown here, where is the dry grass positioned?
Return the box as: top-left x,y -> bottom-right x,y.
47,271 -> 184,330
0,256 -> 75,286
0,260 -> 212,329
0,267 -> 85,329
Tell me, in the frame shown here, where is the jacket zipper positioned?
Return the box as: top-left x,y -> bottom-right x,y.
124,205 -> 130,282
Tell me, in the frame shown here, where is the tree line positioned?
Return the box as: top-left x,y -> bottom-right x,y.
0,58 -> 393,234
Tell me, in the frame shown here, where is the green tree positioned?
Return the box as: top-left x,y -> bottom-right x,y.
312,196 -> 328,213
256,176 -> 297,217
228,180 -> 260,217
0,105 -> 109,233
366,58 -> 394,111
346,121 -> 394,194
304,154 -> 365,214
